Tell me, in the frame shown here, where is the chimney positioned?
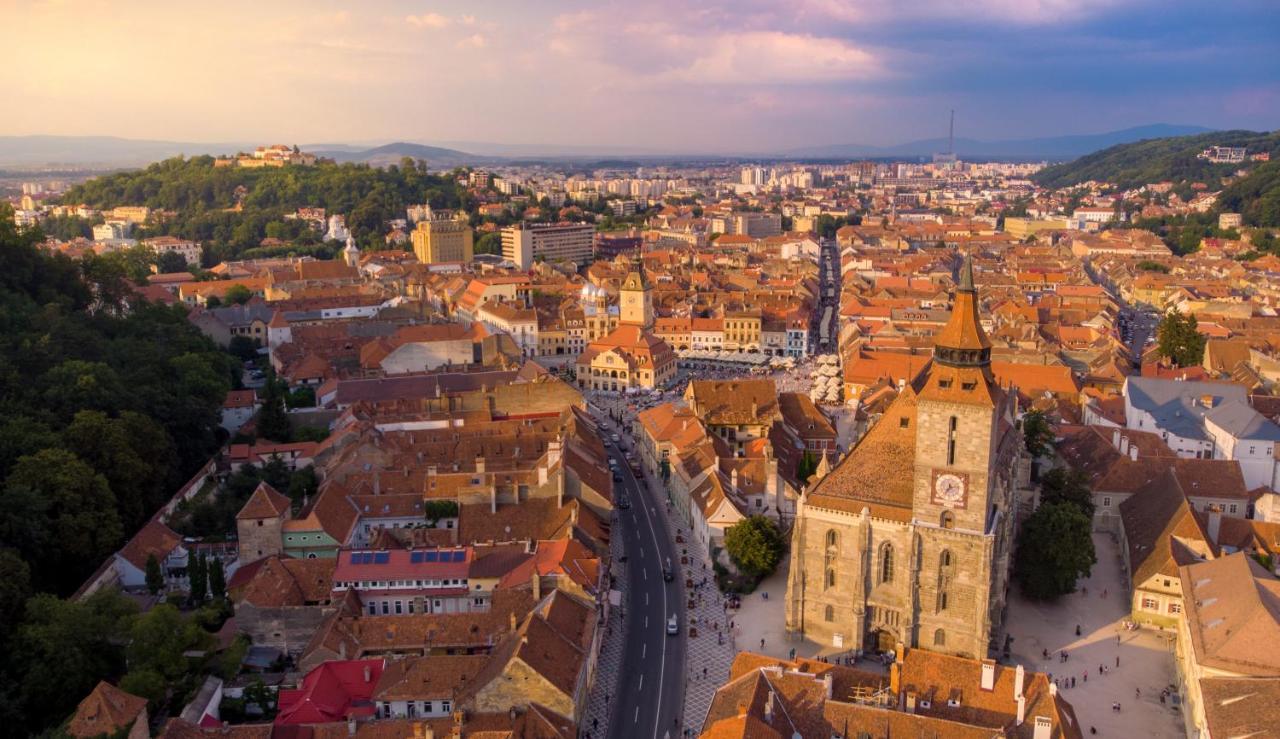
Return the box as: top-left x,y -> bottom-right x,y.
531,571 -> 541,599
363,665 -> 372,683
1016,695 -> 1026,726
509,611 -> 517,631
889,659 -> 902,698
373,471 -> 380,495
1014,664 -> 1025,700
751,401 -> 758,418
1118,436 -> 1129,457
822,672 -> 833,699
1207,504 -> 1222,544
1129,445 -> 1138,462
1049,682 -> 1057,697
339,640 -> 347,660
1201,394 -> 1215,408
764,691 -> 775,723
490,486 -> 496,514
1111,429 -> 1121,449
476,457 -> 486,475
980,659 -> 996,691
905,691 -> 917,713
730,468 -> 739,493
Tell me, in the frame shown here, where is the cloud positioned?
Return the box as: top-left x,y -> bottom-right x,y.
456,33 -> 486,49
405,12 -> 450,29
796,0 -> 1135,25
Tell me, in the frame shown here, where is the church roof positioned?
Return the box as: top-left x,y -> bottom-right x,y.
933,255 -> 993,355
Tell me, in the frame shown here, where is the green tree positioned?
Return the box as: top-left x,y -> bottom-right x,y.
188,553 -> 207,605
0,449 -> 124,593
145,554 -> 164,595
796,450 -> 819,483
208,558 -> 226,601
1014,502 -> 1096,600
120,668 -> 167,705
228,335 -> 261,362
1039,467 -> 1095,518
286,465 -> 318,504
1156,310 -> 1207,367
155,250 -> 190,274
723,515 -> 785,578
257,378 -> 291,443
1021,410 -> 1054,458
127,603 -> 211,681
474,231 -> 502,255
0,549 -> 31,647
16,590 -> 137,733
224,284 -> 253,305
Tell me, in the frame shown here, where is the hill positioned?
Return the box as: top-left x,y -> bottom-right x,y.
1032,129 -> 1280,189
311,141 -> 501,167
0,135 -> 247,168
785,124 -> 1214,160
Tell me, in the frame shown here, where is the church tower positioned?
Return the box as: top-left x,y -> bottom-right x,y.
618,257 -> 653,329
910,254 -> 1017,659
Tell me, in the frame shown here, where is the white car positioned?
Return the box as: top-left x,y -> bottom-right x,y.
666,614 -> 678,636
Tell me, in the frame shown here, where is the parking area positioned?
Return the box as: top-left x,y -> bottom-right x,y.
1003,533 -> 1184,738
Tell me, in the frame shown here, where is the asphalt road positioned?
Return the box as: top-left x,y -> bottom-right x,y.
605,434 -> 686,739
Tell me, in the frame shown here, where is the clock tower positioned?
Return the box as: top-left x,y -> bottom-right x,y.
910,254 -> 1017,658
618,256 -> 653,329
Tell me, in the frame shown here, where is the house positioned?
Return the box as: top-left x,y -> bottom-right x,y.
684,379 -> 780,453
114,519 -> 189,590
1175,553 -> 1280,739
275,658 -> 385,725
68,682 -> 149,739
227,555 -> 336,656
236,482 -> 292,563
221,389 -> 260,434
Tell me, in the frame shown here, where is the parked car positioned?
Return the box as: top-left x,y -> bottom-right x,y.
666,614 -> 678,635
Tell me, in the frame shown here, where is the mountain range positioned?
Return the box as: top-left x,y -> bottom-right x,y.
0,124 -> 1216,169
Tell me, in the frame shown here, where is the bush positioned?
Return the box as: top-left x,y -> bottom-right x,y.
723,515 -> 785,578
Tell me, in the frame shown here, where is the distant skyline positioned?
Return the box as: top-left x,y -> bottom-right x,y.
4,0 -> 1277,153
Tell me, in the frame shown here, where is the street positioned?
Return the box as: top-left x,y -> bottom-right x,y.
603,428 -> 686,739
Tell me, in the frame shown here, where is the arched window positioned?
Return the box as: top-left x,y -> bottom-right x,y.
947,416 -> 958,465
825,529 -> 838,549
938,590 -> 949,612
940,549 -> 952,568
940,511 -> 955,529
933,628 -> 946,647
824,605 -> 835,622
879,543 -> 894,584
826,568 -> 836,590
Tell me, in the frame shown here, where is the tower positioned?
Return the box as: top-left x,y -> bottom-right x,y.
343,235 -> 360,268
618,256 -> 653,329
910,254 -> 1016,658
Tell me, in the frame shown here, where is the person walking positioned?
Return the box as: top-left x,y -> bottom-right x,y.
1116,655 -> 1120,668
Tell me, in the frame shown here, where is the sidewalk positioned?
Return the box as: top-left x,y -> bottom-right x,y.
582,508 -> 628,739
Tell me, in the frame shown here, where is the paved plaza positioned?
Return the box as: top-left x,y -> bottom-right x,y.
1003,533 -> 1184,739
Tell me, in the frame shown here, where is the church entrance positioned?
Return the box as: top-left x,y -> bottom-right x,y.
869,628 -> 896,653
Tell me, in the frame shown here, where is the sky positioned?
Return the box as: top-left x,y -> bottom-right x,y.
2,0 -> 1277,153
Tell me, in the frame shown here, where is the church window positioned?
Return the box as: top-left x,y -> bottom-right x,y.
938,591 -> 949,611
940,511 -> 955,529
947,416 -> 958,466
940,549 -> 952,568
824,605 -> 834,622
899,417 -> 909,429
825,530 -> 838,549
933,629 -> 946,646
826,569 -> 836,590
879,543 -> 894,584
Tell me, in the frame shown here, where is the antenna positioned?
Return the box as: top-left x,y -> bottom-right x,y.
948,109 -> 955,156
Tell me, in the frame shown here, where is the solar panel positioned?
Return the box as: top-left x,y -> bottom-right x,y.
349,553 -> 361,564
361,553 -> 374,564
452,551 -> 465,562
410,552 -> 423,564
424,552 -> 438,562
373,552 -> 390,564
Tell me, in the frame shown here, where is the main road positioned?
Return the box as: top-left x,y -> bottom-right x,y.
603,429 -> 686,739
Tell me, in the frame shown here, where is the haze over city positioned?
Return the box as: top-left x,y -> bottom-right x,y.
4,0 -> 1278,152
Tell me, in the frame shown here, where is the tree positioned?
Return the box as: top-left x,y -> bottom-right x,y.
1156,310 -> 1207,367
120,669 -> 167,705
1021,410 -> 1053,459
188,553 -> 207,605
0,549 -> 31,647
145,554 -> 164,595
126,603 -> 210,681
155,250 -> 190,274
208,558 -> 226,601
228,335 -> 261,362
257,378 -> 291,443
224,284 -> 253,305
796,451 -> 819,483
474,231 -> 502,255
723,515 -> 785,578
1039,467 -> 1095,518
1014,502 -> 1096,600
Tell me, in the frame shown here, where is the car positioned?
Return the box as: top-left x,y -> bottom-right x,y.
613,473 -> 623,483
618,496 -> 631,509
662,567 -> 673,582
666,614 -> 678,635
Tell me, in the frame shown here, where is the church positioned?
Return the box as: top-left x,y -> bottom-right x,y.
785,257 -> 1024,660
574,257 -> 677,392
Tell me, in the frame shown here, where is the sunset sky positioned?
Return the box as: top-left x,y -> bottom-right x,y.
4,0 -> 1277,152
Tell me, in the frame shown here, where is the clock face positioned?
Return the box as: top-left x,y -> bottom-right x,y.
933,472 -> 966,506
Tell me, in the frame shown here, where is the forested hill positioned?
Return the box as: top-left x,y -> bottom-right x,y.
58,155 -> 467,263
1032,129 -> 1280,189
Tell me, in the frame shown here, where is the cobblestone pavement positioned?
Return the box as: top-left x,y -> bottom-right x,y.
582,508 -> 628,739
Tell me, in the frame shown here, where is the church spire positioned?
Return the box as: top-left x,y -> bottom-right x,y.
933,253 -> 991,368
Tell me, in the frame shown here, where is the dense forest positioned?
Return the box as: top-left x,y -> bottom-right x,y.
1032,129 -> 1280,190
59,155 -> 469,263
0,204 -> 236,732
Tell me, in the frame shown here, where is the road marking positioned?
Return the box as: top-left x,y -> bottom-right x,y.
635,707 -> 640,723
643,568 -> 647,581
642,643 -> 646,659
638,674 -> 644,691
646,592 -> 650,606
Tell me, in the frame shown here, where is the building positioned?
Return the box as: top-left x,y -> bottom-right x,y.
68,682 -> 149,739
332,547 -> 482,616
1218,212 -> 1243,230
733,212 -> 783,238
502,223 -> 595,270
574,261 -> 675,391
142,235 -> 202,266
699,649 -> 1082,739
410,211 -> 473,265
785,257 -> 1023,660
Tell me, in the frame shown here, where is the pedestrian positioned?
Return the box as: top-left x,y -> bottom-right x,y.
1071,676 -> 1076,688
1090,728 -> 1096,735
761,638 -> 766,649
1083,672 -> 1088,683
703,667 -> 707,678
1102,588 -> 1108,598
593,718 -> 598,731
1116,634 -> 1121,645
1116,655 -> 1120,668
1135,688 -> 1141,699
1098,665 -> 1103,675
1076,624 -> 1082,636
